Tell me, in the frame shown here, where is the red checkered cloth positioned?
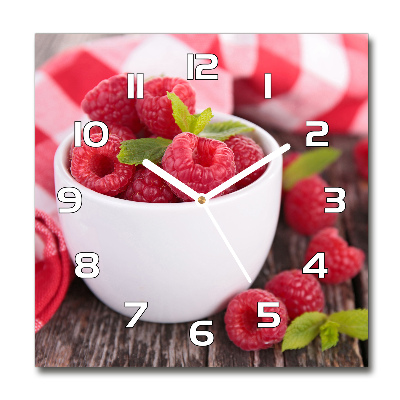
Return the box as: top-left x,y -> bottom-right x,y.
35,210 -> 74,332
35,33 -> 368,331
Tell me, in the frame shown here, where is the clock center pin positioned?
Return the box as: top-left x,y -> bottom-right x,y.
197,195 -> 206,205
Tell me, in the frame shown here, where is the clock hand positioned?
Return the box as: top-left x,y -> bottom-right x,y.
203,204 -> 252,283
144,160 -> 252,282
205,143 -> 291,200
142,159 -> 200,202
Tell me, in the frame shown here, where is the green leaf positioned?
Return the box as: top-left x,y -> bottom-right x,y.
328,309 -> 368,340
117,137 -> 172,166
282,148 -> 342,191
167,92 -> 213,135
282,312 -> 328,351
167,92 -> 192,133
319,320 -> 340,351
189,107 -> 214,135
199,120 -> 255,141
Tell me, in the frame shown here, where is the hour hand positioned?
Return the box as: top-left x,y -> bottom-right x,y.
142,159 -> 200,202
205,143 -> 291,200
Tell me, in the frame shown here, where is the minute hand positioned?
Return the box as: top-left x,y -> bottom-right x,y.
205,143 -> 291,200
142,159 -> 200,201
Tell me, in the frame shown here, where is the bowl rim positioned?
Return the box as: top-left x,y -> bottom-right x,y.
54,112 -> 283,211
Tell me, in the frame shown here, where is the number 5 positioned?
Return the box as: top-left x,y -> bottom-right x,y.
257,302 -> 281,328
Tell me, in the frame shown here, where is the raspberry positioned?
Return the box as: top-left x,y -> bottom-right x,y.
304,227 -> 365,284
68,124 -> 136,166
354,138 -> 368,180
136,77 -> 196,139
225,135 -> 266,189
265,270 -> 325,320
162,132 -> 236,201
284,175 -> 338,235
123,166 -> 178,203
81,74 -> 143,134
224,289 -> 288,351
71,133 -> 135,196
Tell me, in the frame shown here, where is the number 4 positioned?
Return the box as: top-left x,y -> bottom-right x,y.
302,253 -> 328,278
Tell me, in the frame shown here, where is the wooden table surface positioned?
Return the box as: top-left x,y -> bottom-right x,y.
35,34 -> 368,368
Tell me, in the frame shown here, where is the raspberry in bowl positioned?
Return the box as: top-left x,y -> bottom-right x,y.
54,112 -> 283,323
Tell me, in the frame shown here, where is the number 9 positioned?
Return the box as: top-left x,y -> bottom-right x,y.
57,187 -> 82,213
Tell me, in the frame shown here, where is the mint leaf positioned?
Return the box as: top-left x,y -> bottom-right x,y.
199,120 -> 255,141
319,321 -> 340,351
282,312 -> 327,351
328,309 -> 368,340
117,137 -> 172,166
167,92 -> 192,132
282,148 -> 342,191
189,107 -> 213,135
167,92 -> 213,135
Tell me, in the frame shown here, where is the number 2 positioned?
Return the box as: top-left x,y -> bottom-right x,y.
306,121 -> 329,147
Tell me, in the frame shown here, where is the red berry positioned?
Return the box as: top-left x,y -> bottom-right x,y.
71,133 -> 135,196
69,124 -> 136,166
354,138 -> 368,180
304,227 -> 365,284
162,132 -> 236,201
224,289 -> 288,351
225,135 -> 266,189
81,74 -> 143,134
265,270 -> 325,320
136,77 -> 196,139
123,166 -> 178,203
284,175 -> 338,235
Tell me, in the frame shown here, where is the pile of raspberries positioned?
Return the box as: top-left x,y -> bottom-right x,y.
70,74 -> 266,203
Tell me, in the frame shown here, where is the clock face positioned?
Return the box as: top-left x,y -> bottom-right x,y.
36,33 -> 368,367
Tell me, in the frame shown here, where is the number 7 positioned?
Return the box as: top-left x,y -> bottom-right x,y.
124,302 -> 148,328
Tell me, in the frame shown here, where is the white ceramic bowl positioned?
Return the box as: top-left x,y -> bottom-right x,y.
54,112 -> 282,323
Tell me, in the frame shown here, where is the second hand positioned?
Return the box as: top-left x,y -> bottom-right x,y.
202,204 -> 252,283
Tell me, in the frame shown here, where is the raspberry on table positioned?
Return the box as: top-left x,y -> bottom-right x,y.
283,175 -> 338,235
224,289 -> 288,351
304,227 -> 365,284
136,77 -> 196,139
162,132 -> 236,201
81,73 -> 143,134
71,133 -> 135,196
353,138 -> 368,180
123,166 -> 179,203
225,135 -> 266,189
265,269 -> 325,320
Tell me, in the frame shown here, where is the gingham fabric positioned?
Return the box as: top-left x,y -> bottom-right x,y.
35,33 -> 368,331
35,210 -> 74,332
